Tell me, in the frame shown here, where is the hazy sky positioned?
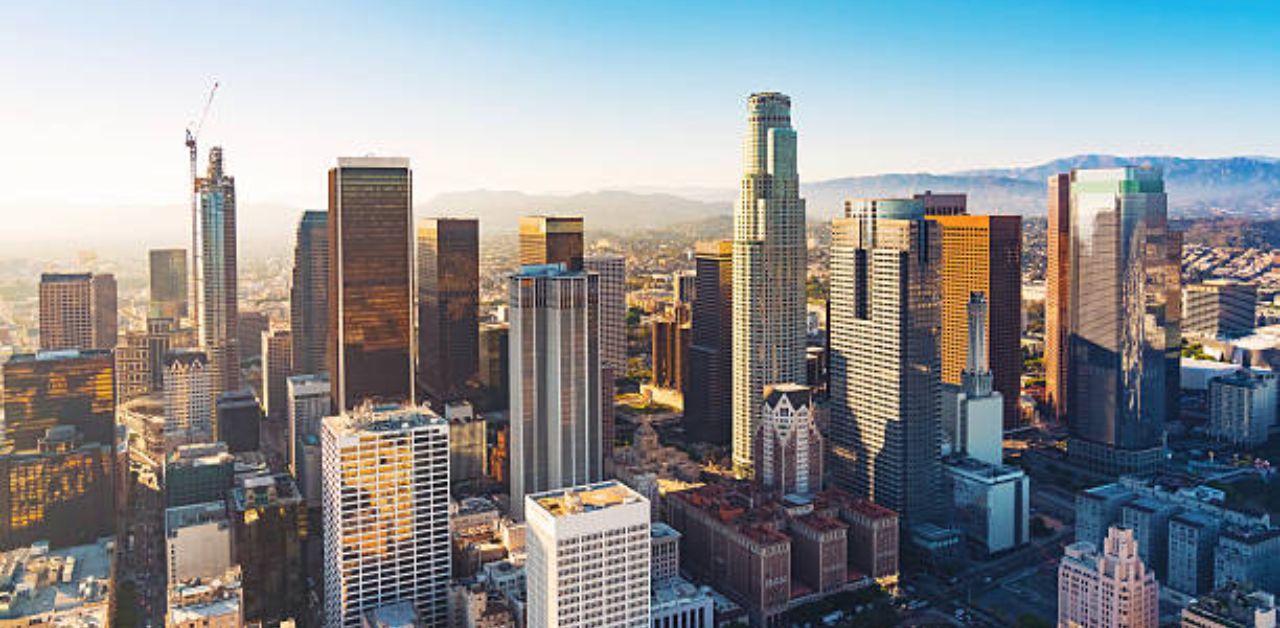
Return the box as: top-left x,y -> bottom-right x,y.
2,1 -> 1278,221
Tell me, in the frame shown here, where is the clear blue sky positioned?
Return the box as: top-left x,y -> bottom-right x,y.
1,0 -> 1277,214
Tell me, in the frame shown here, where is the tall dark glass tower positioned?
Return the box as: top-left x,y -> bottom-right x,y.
685,240 -> 733,445
328,157 -> 414,413
416,218 -> 479,404
291,210 -> 329,377
197,146 -> 240,395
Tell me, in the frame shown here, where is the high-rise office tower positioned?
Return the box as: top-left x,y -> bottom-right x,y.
1045,173 -> 1071,421
237,311 -> 268,362
230,473 -> 305,625
150,248 -> 189,321
286,374 -> 329,509
686,240 -> 733,445
1183,280 -> 1257,339
146,316 -> 177,391
518,215 -> 584,272
477,322 -> 509,411
163,350 -> 214,448
262,328 -> 293,422
525,481 -> 651,628
416,218 -> 479,403
321,404 -> 450,627
931,213 -> 1022,427
731,92 -> 807,477
115,330 -> 151,404
38,272 -> 116,351
650,304 -> 690,394
829,198 -> 942,526
1066,167 -> 1180,477
197,146 -> 240,395
328,157 -> 415,414
508,264 -> 602,519
1058,526 -> 1158,628
0,426 -> 115,550
216,389 -> 261,453
583,254 -> 626,371
2,350 -> 115,451
673,269 -> 697,305
913,191 -> 968,217
942,293 -> 1004,467
290,210 -> 329,377
754,384 -> 823,497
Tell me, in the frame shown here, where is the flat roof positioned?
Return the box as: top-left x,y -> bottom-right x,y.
529,481 -> 644,518
336,156 -> 409,169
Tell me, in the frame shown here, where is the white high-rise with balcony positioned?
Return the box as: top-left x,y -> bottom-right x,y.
731,92 -> 807,476
321,404 -> 450,627
525,481 -> 651,628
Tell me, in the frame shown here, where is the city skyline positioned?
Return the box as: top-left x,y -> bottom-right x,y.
2,2 -> 1278,249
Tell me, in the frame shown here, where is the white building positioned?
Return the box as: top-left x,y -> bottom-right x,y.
731,92 -> 808,477
509,265 -> 602,519
525,481 -> 651,628
321,404 -> 451,628
287,373 -> 329,508
165,501 -> 233,587
1058,526 -> 1158,628
753,383 -> 822,497
163,350 -> 214,447
1208,370 -> 1278,446
944,456 -> 1029,554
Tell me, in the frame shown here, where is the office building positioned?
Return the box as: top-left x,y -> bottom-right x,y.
236,311 -> 268,362
230,473 -> 305,625
215,389 -> 261,453
584,254 -> 626,372
477,322 -> 509,411
1185,280 -> 1257,339
164,350 -> 215,448
328,157 -> 415,413
2,349 -> 114,451
508,264 -> 602,518
1181,585 -> 1277,628
290,210 -> 329,377
754,383 -> 822,497
829,198 -> 943,525
915,190 -> 968,217
417,218 -> 480,403
262,328 -> 293,422
165,442 -> 235,508
446,401 -> 487,494
941,293 -> 1004,467
197,147 -> 241,395
167,566 -> 244,628
686,240 -> 733,446
0,426 -> 115,549
38,272 -> 116,351
1208,370 -> 1278,447
115,329 -> 152,403
650,303 -> 690,394
524,481 -> 650,628
286,374 -> 329,508
673,269 -> 697,305
1120,498 -> 1182,583
1215,528 -> 1280,595
1045,173 -> 1071,421
119,393 -> 168,465
944,456 -> 1029,554
0,539 -> 114,626
321,404 -> 450,627
518,215 -> 583,272
932,214 -> 1022,427
1058,526 -> 1158,628
1066,167 -> 1180,476
147,316 -> 179,390
150,248 -> 189,321
731,92 -> 808,477
166,501 -> 233,589
1170,512 -> 1222,595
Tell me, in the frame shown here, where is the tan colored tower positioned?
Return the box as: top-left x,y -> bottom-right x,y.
1045,173 -> 1070,421
518,215 -> 583,272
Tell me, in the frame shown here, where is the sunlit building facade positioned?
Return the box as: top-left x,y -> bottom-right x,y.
417,217 -> 480,403
38,272 -> 116,351
0,426 -> 114,550
163,350 -> 214,448
518,215 -> 584,272
150,248 -> 189,321
2,349 -> 115,451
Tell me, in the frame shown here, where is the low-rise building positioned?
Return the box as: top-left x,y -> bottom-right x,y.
0,538 -> 113,626
166,566 -> 244,628
1208,370 -> 1278,447
944,454 -> 1029,555
1181,584 -> 1276,628
165,501 -> 232,587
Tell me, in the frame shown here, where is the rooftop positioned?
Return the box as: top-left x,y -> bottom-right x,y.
323,404 -> 445,436
651,522 -> 682,540
0,538 -> 113,621
530,481 -> 645,518
6,349 -> 112,364
165,501 -> 228,532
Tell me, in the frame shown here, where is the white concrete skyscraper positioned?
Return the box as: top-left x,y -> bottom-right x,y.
320,404 -> 450,627
731,92 -> 807,476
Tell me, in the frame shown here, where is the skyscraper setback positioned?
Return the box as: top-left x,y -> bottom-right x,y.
196,146 -> 240,395
1065,167 -> 1180,476
290,210 -> 329,377
829,198 -> 943,526
416,217 -> 479,403
731,92 -> 807,477
327,157 -> 415,413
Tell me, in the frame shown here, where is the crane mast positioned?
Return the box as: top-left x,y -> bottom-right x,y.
185,82 -> 218,336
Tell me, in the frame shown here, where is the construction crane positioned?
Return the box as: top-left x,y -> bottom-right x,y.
185,81 -> 218,334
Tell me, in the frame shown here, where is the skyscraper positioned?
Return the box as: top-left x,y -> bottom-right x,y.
518,215 -> 583,271
230,473 -> 305,625
237,311 -> 268,362
149,248 -> 189,321
525,481 -> 651,628
931,213 -> 1022,427
731,92 -> 807,477
197,146 -> 240,395
477,322 -> 509,412
290,210 -> 329,377
1066,167 -> 1180,476
328,157 -> 415,413
416,217 -> 479,403
1045,173 -> 1071,421
1058,526 -> 1158,628
754,384 -> 823,497
321,404 -> 450,627
38,272 -> 116,351
0,426 -> 115,550
914,191 -> 968,217
286,374 -> 329,509
2,350 -> 115,451
583,254 -> 626,371
686,240 -> 733,445
216,389 -> 261,454
163,350 -> 214,449
829,198 -> 942,526
508,264 -> 602,519
262,328 -> 293,422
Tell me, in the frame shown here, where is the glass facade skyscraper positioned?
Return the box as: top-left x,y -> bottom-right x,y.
197,146 -> 240,395
1066,166 -> 1180,476
416,217 -> 479,403
290,210 -> 329,377
149,248 -> 189,321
